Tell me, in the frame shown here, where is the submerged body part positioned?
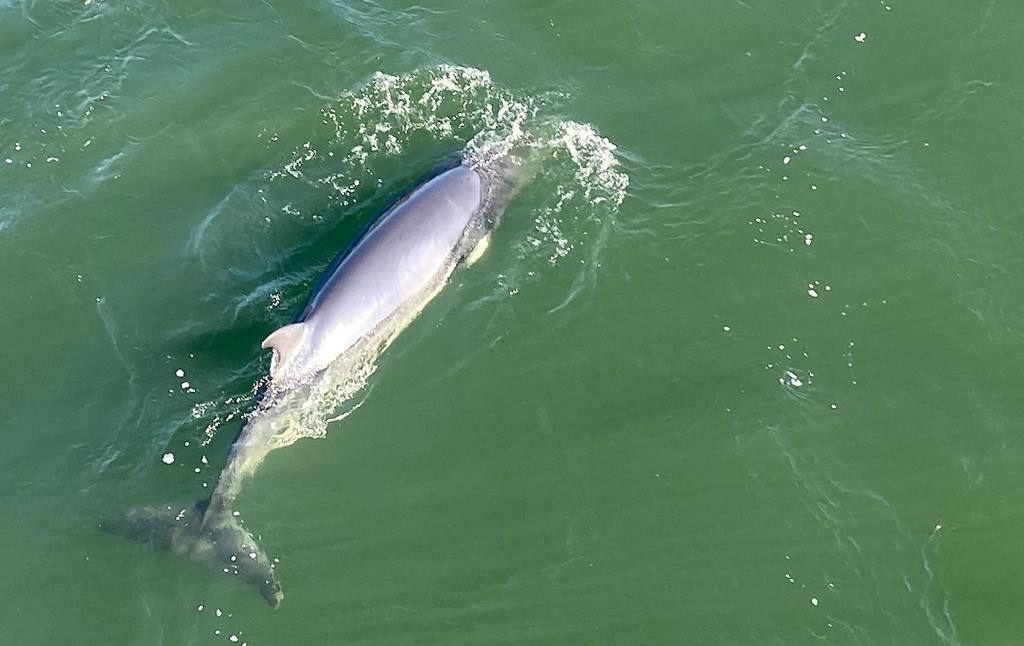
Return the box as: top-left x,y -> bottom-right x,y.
104,151 -> 535,607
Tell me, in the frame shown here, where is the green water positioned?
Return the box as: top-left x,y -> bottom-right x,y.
2,0 -> 1024,643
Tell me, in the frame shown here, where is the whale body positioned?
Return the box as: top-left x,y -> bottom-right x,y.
106,153 -> 532,607
264,164 -> 486,385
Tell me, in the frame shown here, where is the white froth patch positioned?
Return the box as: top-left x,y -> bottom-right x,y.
161,452 -> 175,464
550,120 -> 629,207
175,369 -> 185,378
283,65 -> 629,272
299,65 -> 508,183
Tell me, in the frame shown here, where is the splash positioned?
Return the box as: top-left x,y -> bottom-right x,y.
268,65 -> 628,269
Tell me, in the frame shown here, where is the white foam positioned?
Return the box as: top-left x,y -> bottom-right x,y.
273,65 -> 628,273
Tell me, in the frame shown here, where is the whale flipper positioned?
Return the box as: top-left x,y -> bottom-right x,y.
464,234 -> 490,265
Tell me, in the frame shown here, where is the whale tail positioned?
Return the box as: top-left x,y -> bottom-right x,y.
102,498 -> 284,607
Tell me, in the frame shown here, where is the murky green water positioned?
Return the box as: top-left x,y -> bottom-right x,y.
2,1 -> 1023,643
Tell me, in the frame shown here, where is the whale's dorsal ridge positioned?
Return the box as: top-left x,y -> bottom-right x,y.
261,322 -> 307,379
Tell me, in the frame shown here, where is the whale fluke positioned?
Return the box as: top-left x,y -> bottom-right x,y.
102,499 -> 284,607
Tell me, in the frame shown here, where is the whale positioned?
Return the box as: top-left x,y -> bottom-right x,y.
105,148 -> 534,607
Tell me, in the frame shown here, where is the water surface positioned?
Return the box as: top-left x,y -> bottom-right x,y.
2,0 -> 1023,643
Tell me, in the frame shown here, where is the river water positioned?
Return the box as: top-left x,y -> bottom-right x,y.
1,1 -> 1022,644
